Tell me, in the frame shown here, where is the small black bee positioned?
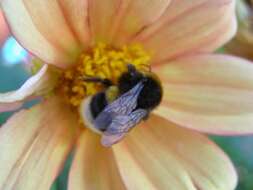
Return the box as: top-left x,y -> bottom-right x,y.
79,64 -> 163,147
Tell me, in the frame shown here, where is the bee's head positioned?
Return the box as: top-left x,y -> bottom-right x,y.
118,65 -> 163,110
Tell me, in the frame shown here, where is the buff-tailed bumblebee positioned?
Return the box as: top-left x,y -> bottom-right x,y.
79,64 -> 163,147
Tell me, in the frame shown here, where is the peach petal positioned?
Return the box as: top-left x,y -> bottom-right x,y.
0,64 -> 58,113
154,54 -> 253,135
113,115 -> 237,190
88,0 -> 121,44
134,0 -> 236,63
58,0 -> 90,47
1,0 -> 81,68
68,130 -> 126,190
110,0 -> 171,46
0,96 -> 79,190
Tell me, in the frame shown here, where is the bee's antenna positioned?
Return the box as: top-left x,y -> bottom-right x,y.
79,76 -> 113,87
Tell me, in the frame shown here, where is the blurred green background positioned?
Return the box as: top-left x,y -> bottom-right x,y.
0,38 -> 252,190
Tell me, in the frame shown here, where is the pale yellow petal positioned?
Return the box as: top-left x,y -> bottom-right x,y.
113,115 -> 237,190
155,106 -> 253,135
1,0 -> 81,68
68,130 -> 126,190
0,96 -> 79,190
0,64 -> 58,113
154,54 -> 253,134
134,0 -> 236,63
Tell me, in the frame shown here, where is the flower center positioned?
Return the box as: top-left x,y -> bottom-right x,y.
58,43 -> 151,107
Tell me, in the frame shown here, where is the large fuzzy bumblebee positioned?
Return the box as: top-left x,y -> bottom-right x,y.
80,64 -> 163,147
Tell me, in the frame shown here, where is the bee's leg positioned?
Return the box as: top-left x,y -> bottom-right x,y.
81,77 -> 113,87
143,111 -> 150,121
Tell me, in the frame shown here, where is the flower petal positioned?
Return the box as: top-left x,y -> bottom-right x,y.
1,0 -> 81,68
154,54 -> 253,135
134,0 -> 236,63
113,115 -> 237,190
110,0 -> 171,46
0,102 -> 23,113
57,0 -> 90,46
89,0 -> 171,45
68,130 -> 126,190
0,64 -> 58,113
0,10 -> 9,45
88,0 -> 121,44
0,96 -> 79,190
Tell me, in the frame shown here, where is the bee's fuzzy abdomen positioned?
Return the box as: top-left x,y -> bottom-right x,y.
90,92 -> 108,118
118,70 -> 162,111
138,76 -> 162,109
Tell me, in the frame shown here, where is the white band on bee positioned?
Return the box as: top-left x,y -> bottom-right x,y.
79,96 -> 103,135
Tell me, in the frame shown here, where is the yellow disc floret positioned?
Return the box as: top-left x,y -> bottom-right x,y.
58,43 -> 151,107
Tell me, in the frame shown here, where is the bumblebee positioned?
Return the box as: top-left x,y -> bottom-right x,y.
79,64 -> 163,147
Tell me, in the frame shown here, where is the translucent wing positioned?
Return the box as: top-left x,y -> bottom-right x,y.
94,82 -> 144,131
103,81 -> 144,115
101,109 -> 147,147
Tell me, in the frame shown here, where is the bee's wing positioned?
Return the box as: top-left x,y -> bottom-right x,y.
93,110 -> 113,132
103,81 -> 144,115
94,82 -> 144,131
101,109 -> 148,147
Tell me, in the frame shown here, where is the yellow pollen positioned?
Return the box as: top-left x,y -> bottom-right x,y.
59,43 -> 151,107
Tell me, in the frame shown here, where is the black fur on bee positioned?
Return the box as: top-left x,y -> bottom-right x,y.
118,64 -> 163,110
88,64 -> 163,120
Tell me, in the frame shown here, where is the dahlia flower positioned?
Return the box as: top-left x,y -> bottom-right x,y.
0,0 -> 251,190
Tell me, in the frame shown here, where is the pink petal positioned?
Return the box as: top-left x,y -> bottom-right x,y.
0,64 -> 58,113
154,54 -> 253,135
113,115 -> 237,190
0,102 -> 23,113
134,0 -> 236,63
1,0 -> 82,68
0,96 -> 79,190
0,10 -> 9,45
68,130 -> 126,190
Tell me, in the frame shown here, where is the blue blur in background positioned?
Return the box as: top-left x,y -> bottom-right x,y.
2,37 -> 27,65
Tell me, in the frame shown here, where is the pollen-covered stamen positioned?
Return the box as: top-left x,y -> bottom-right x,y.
58,43 -> 151,107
